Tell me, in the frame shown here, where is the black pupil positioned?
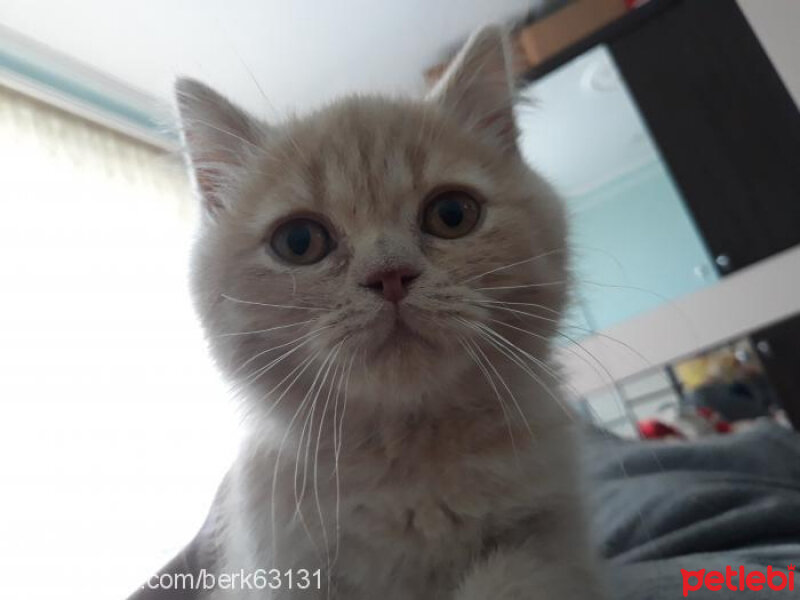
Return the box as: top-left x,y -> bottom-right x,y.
287,225 -> 312,255
437,198 -> 464,228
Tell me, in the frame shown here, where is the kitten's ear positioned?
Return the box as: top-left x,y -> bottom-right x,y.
430,26 -> 518,153
174,78 -> 263,216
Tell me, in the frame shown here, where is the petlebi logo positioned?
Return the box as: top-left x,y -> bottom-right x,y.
682,564 -> 795,596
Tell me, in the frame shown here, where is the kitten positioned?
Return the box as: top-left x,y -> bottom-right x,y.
175,26 -> 603,600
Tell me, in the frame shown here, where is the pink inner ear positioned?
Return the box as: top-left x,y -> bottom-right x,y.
184,122 -> 245,215
195,167 -> 227,214
477,107 -> 518,149
434,29 -> 517,151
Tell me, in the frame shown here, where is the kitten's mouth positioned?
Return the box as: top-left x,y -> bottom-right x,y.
370,305 -> 436,354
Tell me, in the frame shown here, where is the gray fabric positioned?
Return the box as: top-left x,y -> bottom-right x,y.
583,421 -> 800,599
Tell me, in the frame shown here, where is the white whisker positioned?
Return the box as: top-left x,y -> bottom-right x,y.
222,293 -> 328,311
235,326 -> 332,379
457,335 -> 521,462
331,349 -> 358,569
462,319 -> 576,422
293,345 -> 339,559
460,248 -> 567,284
476,281 -> 569,292
215,319 -> 315,338
466,333 -> 536,441
256,350 -> 321,421
271,348 -> 332,560
476,299 -> 562,316
476,302 -> 652,368
487,316 -> 620,403
313,339 -> 348,583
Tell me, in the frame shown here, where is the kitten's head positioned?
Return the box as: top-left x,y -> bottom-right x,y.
176,27 -> 568,418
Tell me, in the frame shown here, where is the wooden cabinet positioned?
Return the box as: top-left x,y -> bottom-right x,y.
609,0 -> 800,275
522,0 -> 800,276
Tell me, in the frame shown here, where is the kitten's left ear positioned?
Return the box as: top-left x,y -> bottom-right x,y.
174,78 -> 264,216
430,26 -> 518,153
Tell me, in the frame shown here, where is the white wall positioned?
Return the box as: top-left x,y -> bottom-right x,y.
0,0 -> 541,115
737,0 -> 800,109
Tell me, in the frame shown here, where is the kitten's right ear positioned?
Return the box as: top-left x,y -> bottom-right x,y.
429,26 -> 518,154
174,78 -> 263,216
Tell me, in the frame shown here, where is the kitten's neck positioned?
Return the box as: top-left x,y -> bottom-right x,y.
250,386 -> 570,477
244,350 -> 573,470
344,402 -> 535,463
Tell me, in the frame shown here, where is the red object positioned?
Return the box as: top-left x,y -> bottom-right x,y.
696,406 -> 733,434
637,419 -> 685,440
715,421 -> 733,433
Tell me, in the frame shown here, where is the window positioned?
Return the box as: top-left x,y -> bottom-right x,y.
0,86 -> 236,599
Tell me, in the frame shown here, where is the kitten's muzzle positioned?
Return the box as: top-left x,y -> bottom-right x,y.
361,266 -> 420,303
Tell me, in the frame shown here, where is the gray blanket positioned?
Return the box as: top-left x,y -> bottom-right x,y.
130,422 -> 800,599
584,422 -> 800,599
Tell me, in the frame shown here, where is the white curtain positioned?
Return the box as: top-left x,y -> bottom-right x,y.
0,85 -> 237,599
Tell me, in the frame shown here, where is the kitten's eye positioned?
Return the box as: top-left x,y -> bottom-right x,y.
270,218 -> 332,265
421,190 -> 482,239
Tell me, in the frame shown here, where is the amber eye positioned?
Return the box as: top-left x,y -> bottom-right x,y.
270,218 -> 333,265
421,190 -> 482,239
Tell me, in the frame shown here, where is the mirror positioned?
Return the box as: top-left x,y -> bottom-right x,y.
516,44 -> 719,335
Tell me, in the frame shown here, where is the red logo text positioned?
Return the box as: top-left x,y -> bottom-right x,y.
682,565 -> 795,597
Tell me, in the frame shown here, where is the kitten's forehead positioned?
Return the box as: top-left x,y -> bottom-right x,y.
249,97 -> 498,228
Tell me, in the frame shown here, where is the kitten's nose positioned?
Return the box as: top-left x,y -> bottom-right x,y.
361,267 -> 420,303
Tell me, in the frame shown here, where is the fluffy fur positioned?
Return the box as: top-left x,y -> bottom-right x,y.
176,27 -> 603,600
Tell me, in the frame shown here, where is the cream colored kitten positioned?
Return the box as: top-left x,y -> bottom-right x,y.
175,27 -> 603,600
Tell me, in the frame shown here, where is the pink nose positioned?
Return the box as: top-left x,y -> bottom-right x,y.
362,267 -> 420,303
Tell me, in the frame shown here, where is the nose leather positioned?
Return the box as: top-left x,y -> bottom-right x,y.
362,267 -> 420,303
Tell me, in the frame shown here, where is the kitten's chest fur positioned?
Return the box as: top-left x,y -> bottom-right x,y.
218,408 -> 576,599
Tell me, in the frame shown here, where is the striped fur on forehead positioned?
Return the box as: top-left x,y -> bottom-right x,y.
244,96 -> 513,227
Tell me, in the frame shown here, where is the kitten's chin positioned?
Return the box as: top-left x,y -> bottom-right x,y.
343,304 -> 467,398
